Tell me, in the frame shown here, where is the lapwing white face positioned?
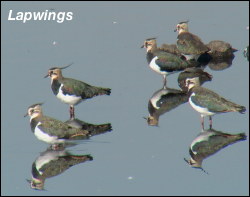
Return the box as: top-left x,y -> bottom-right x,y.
189,158 -> 202,168
175,22 -> 189,34
28,178 -> 44,190
185,77 -> 200,90
142,39 -> 156,52
46,68 -> 62,81
146,115 -> 158,126
44,63 -> 73,80
26,104 -> 43,119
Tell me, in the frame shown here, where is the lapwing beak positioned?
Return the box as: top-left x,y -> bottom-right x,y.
184,158 -> 190,164
44,74 -> 49,78
174,28 -> 177,32
24,113 -> 28,117
141,44 -> 145,48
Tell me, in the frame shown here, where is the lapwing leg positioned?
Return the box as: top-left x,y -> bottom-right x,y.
70,105 -> 75,120
51,144 -> 64,151
201,116 -> 204,130
209,116 -> 212,129
163,75 -> 167,89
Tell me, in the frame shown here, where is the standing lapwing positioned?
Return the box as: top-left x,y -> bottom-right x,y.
185,77 -> 246,129
174,21 -> 210,61
44,63 -> 111,119
141,38 -> 199,87
24,103 -> 111,148
184,128 -> 246,172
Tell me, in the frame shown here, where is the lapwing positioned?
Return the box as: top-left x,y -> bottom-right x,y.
44,63 -> 111,119
177,67 -> 212,92
185,77 -> 246,129
206,40 -> 238,57
174,21 -> 210,61
24,103 -> 111,148
141,38 -> 199,87
184,128 -> 246,172
27,148 -> 93,190
145,86 -> 188,126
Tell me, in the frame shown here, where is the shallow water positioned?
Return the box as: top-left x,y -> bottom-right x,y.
2,1 -> 249,195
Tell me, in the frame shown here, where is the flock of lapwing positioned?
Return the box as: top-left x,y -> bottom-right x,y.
25,21 -> 247,173
141,21 -> 247,171
142,21 -> 246,129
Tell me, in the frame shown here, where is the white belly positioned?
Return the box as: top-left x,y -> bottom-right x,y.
34,123 -> 65,144
56,85 -> 82,105
189,93 -> 216,116
149,56 -> 167,75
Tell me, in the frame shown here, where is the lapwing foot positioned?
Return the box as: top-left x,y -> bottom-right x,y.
163,84 -> 167,89
70,106 -> 75,120
163,76 -> 167,89
201,116 -> 205,130
209,116 -> 213,129
50,144 -> 64,151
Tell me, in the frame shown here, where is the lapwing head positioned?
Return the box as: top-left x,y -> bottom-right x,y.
27,178 -> 45,190
24,103 -> 43,119
144,115 -> 159,126
44,63 -> 73,80
174,20 -> 189,34
185,77 -> 200,90
184,158 -> 209,174
141,38 -> 157,52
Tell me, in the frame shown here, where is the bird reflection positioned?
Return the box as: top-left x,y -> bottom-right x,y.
27,147 -> 93,190
178,68 -> 212,92
207,54 -> 235,71
243,46 -> 249,61
145,86 -> 188,126
65,118 -> 112,137
184,128 -> 247,173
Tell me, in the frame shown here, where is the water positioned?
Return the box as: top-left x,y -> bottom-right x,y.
1,1 -> 249,195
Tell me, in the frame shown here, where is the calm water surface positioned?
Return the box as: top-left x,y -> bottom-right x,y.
1,1 -> 249,196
